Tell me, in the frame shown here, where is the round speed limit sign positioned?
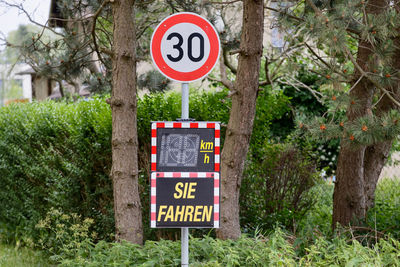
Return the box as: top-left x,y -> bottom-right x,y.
151,12 -> 221,82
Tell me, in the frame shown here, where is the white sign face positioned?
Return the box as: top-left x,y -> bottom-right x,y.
151,13 -> 220,82
160,23 -> 211,73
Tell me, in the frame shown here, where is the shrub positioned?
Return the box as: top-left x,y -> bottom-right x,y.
367,178 -> 400,239
59,229 -> 298,266
0,98 -> 113,244
295,181 -> 334,246
35,208 -> 97,262
57,228 -> 400,266
300,235 -> 400,266
240,143 -> 320,233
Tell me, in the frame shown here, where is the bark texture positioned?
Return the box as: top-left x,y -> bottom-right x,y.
111,0 -> 143,244
332,39 -> 374,226
217,0 -> 264,240
333,0 -> 396,227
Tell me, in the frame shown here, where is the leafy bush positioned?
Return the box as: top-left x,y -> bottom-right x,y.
296,181 -> 334,235
240,143 -> 320,232
0,97 -> 113,244
35,208 -> 97,261
59,229 -> 297,266
300,235 -> 400,266
367,178 -> 400,239
57,228 -> 400,266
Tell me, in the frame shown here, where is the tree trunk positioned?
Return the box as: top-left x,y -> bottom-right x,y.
364,94 -> 396,210
217,0 -> 264,240
363,141 -> 392,210
363,30 -> 400,210
111,0 -> 143,244
332,42 -> 375,227
332,0 -> 390,228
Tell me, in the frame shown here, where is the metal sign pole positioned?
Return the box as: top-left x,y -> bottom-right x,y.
181,227 -> 189,267
181,83 -> 189,120
181,82 -> 189,267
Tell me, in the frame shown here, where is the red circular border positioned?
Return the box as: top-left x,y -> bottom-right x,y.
151,13 -> 220,82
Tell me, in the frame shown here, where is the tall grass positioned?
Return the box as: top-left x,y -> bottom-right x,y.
0,244 -> 50,267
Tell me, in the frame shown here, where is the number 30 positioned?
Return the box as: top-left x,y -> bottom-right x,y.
166,32 -> 205,63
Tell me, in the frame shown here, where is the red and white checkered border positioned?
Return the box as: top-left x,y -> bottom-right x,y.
151,121 -> 221,172
150,172 -> 220,228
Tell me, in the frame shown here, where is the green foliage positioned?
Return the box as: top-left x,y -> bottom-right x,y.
279,0 -> 400,148
1,24 -> 47,64
269,68 -> 325,140
48,173 -> 400,266
367,178 -> 400,239
250,88 -> 291,158
240,143 -> 320,233
57,227 -> 400,266
35,208 -> 97,262
59,229 -> 298,266
300,235 -> 400,266
137,71 -> 171,93
301,109 -> 400,146
0,97 -> 113,244
0,243 -> 50,267
297,182 -> 334,235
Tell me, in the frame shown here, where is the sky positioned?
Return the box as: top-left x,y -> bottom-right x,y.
0,0 -> 51,46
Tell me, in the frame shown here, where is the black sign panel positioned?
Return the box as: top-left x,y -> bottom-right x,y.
156,177 -> 214,227
156,128 -> 215,172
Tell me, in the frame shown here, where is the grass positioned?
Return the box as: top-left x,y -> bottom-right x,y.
0,244 -> 50,267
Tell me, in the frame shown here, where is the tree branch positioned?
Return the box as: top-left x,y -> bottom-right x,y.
223,48 -> 237,74
91,0 -> 111,66
206,0 -> 242,5
207,76 -> 234,91
0,1 -> 64,37
305,0 -> 400,108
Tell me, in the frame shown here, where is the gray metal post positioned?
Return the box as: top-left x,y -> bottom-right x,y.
181,82 -> 189,267
181,227 -> 189,267
181,83 -> 189,120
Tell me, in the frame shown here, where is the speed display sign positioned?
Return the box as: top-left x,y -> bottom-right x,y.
151,12 -> 220,82
150,121 -> 220,228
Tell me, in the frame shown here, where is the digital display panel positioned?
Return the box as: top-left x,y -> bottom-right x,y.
159,134 -> 200,167
156,128 -> 215,172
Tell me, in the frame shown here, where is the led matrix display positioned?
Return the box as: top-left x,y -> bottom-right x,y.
159,134 -> 200,167
153,125 -> 217,172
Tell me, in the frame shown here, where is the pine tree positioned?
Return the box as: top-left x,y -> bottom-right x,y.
276,0 -> 400,227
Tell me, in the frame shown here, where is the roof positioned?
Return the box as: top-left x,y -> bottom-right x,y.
15,67 -> 36,75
